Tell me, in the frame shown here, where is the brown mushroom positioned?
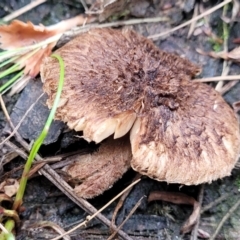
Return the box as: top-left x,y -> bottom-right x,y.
62,136 -> 132,198
41,28 -> 240,191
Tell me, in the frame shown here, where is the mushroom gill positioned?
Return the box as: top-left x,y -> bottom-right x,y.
41,28 -> 240,186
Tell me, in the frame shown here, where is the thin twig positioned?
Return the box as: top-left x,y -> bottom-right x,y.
0,95 -> 10,122
194,75 -> 240,82
3,140 -> 28,159
2,0 -> 47,22
49,149 -> 92,169
0,94 -> 31,151
201,193 -> 231,214
0,223 -> 8,234
0,93 -> 44,147
219,80 -> 238,95
210,198 -> 240,240
215,3 -> 230,92
191,185 -> 204,240
111,173 -> 141,228
50,178 -> 141,240
108,196 -> 145,240
60,16 -> 169,40
30,221 -> 71,240
187,3 -> 199,38
148,0 -> 232,39
79,0 -> 89,12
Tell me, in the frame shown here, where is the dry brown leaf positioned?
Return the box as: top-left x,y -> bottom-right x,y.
148,191 -> 200,234
28,162 -> 47,178
0,15 -> 94,50
21,42 -> 56,77
0,15 -> 96,78
0,20 -> 56,50
0,179 -> 19,197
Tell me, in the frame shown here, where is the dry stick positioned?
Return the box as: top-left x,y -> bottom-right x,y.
201,193 -> 231,214
108,196 -> 146,240
194,75 -> 240,82
191,185 -> 204,240
148,0 -> 232,39
215,3 -> 231,92
111,173 -> 142,228
31,221 -> 71,240
0,95 -> 9,121
60,16 -> 169,41
50,178 -> 141,240
49,149 -> 92,169
0,97 -> 132,240
0,93 -> 44,147
3,140 -> 28,159
0,94 -> 31,151
187,3 -> 199,39
2,0 -> 47,22
0,223 -> 8,234
219,80 -> 238,95
216,62 -> 231,92
79,0 -> 89,12
210,198 -> 240,240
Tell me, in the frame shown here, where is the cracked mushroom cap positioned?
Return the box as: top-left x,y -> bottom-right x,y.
41,28 -> 240,185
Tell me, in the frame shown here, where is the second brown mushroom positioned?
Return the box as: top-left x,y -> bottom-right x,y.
40,28 -> 240,198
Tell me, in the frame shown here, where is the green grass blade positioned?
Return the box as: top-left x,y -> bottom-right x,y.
0,56 -> 19,69
0,71 -> 24,93
0,63 -> 21,79
12,53 -> 65,211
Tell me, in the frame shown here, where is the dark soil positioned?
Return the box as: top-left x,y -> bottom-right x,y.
1,0 -> 240,239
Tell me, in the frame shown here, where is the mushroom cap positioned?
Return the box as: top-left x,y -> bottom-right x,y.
41,28 -> 199,143
41,28 -> 240,185
63,136 -> 131,198
130,81 -> 240,184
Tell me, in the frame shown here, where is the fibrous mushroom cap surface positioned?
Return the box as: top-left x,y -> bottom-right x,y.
41,28 -> 240,185
130,81 -> 240,185
63,136 -> 131,198
41,28 -> 199,143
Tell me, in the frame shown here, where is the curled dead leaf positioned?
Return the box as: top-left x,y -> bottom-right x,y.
0,178 -> 19,197
0,20 -> 56,50
0,15 -> 95,78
